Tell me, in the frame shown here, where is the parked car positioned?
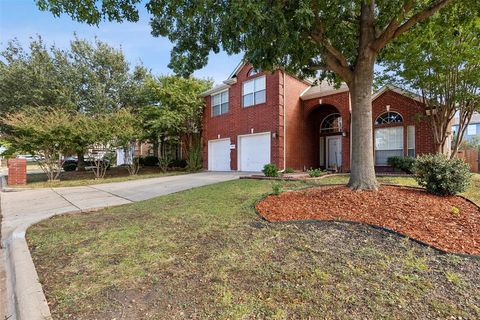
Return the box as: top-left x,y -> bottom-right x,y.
16,154 -> 37,161
62,158 -> 111,171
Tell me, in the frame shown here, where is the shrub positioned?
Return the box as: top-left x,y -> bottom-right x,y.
387,156 -> 416,173
169,159 -> 187,168
159,156 -> 172,173
186,143 -> 203,172
413,154 -> 471,196
62,162 -> 77,172
262,164 -> 279,177
140,155 -> 159,167
284,167 -> 295,174
271,182 -> 283,195
307,168 -> 323,177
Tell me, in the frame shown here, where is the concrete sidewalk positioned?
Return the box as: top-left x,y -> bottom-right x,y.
0,171 -> 243,320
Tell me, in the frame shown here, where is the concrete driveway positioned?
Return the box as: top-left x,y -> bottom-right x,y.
0,171 -> 245,320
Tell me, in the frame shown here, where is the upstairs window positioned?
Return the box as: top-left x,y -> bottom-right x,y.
243,76 -> 266,107
375,111 -> 403,125
212,91 -> 229,116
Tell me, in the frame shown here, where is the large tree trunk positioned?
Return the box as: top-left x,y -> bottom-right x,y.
77,152 -> 86,171
347,59 -> 379,190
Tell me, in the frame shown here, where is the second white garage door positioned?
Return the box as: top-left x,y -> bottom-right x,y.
208,139 -> 231,171
238,132 -> 271,172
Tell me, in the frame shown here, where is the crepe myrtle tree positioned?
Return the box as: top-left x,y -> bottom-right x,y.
380,2 -> 480,158
35,0 -> 455,190
1,107 -> 78,181
78,108 -> 142,179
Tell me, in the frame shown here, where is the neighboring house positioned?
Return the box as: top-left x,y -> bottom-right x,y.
452,112 -> 480,143
200,62 -> 436,172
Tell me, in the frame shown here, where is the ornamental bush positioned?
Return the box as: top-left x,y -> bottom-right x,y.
262,164 -> 279,177
307,168 -> 323,177
387,156 -> 416,173
413,154 -> 471,196
284,167 -> 295,174
140,156 -> 159,167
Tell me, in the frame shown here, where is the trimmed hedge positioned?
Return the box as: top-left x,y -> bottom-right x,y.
262,164 -> 279,177
413,154 -> 471,196
139,156 -> 159,167
387,156 -> 416,174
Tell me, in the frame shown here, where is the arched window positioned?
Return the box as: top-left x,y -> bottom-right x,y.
320,113 -> 342,133
247,68 -> 261,77
375,111 -> 403,125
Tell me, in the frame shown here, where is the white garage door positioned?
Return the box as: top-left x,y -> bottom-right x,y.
208,139 -> 231,171
238,132 -> 271,172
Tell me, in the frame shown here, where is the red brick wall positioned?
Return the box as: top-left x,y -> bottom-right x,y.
372,90 -> 435,158
202,64 -> 283,170
8,158 -> 27,185
283,74 -> 310,170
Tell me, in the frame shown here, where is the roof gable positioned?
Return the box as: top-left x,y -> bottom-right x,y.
373,85 -> 424,104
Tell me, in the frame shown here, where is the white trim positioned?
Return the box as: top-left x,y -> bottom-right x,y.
199,83 -> 231,97
237,131 -> 271,171
207,138 -> 231,171
228,60 -> 247,79
299,86 -> 311,97
374,110 -> 404,125
300,87 -> 349,101
320,113 -> 342,133
372,85 -> 424,103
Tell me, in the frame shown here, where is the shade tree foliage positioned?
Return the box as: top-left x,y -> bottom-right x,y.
380,2 -> 480,158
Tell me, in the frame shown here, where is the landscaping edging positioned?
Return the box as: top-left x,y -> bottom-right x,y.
254,183 -> 480,259
240,173 -> 333,181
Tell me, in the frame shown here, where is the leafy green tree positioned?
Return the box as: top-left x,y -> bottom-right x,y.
0,36 -> 149,169
380,2 -> 480,157
1,107 -> 78,181
75,108 -> 143,179
140,75 -> 212,161
0,37 -> 76,114
35,0 -> 456,189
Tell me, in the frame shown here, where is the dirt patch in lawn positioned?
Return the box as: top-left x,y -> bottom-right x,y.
256,185 -> 480,255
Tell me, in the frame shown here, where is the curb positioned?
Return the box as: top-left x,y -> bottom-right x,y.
2,206 -> 107,320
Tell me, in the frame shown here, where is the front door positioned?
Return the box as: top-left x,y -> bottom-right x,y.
326,136 -> 342,170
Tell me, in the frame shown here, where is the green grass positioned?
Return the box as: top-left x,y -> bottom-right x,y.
27,176 -> 480,319
16,167 -> 187,188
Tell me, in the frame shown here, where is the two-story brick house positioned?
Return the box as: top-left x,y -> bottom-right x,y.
200,62 -> 436,172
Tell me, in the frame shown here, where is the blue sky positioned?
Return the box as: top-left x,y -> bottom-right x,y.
0,0 -> 241,84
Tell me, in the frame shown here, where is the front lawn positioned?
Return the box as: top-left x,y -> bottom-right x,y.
27,176 -> 480,319
16,166 -> 187,188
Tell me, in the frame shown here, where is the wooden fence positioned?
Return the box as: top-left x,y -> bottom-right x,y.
456,149 -> 479,173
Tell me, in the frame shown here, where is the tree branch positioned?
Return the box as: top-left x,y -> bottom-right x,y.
372,0 -> 453,51
310,16 -> 353,83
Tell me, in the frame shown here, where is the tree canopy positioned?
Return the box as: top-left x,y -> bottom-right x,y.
0,36 -> 148,115
140,75 -> 212,157
36,0 -> 452,80
380,1 -> 480,156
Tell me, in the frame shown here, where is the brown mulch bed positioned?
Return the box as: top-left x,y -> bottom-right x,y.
256,185 -> 480,255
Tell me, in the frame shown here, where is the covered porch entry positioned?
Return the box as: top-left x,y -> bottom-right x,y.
304,104 -> 350,172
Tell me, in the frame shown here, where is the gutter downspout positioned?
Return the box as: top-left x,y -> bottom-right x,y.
349,92 -> 352,171
283,71 -> 287,171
